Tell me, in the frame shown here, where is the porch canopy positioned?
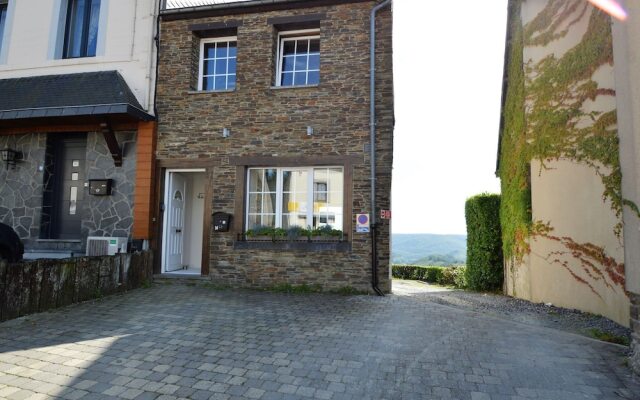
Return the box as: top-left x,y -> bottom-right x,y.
0,70 -> 155,167
0,70 -> 154,126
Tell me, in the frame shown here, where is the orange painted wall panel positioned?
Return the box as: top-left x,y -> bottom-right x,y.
133,121 -> 157,239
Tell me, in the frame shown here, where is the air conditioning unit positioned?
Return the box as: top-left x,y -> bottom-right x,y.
86,237 -> 128,256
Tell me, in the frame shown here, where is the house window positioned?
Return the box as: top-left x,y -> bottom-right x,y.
199,37 -> 237,91
0,1 -> 8,54
246,167 -> 343,230
63,0 -> 101,58
276,29 -> 320,87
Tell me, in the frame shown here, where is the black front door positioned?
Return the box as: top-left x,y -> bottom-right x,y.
45,135 -> 87,239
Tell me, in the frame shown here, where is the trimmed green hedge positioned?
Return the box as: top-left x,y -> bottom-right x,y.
465,193 -> 503,291
392,265 -> 466,288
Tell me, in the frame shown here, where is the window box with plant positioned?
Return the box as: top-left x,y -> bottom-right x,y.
243,225 -> 345,243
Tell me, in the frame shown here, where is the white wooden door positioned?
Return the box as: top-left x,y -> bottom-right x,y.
166,173 -> 186,272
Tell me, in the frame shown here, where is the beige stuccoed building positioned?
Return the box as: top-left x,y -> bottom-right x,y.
498,0 -> 640,372
0,0 -> 160,259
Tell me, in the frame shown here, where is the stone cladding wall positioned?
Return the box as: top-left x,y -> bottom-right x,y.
0,131 -> 137,252
82,131 -> 138,240
157,0 -> 393,292
0,134 -> 47,249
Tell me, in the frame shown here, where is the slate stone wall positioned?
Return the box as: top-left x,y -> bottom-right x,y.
0,134 -> 47,249
157,1 -> 393,292
0,250 -> 153,322
82,131 -> 138,240
0,131 -> 137,252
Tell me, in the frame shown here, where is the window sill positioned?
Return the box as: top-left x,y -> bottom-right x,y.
60,55 -> 97,60
188,89 -> 236,94
234,240 -> 350,252
269,84 -> 319,90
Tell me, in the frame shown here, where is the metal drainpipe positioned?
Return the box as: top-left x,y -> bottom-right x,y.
153,0 -> 163,118
370,0 -> 391,297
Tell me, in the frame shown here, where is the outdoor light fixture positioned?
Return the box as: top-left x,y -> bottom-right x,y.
222,128 -> 230,138
1,148 -> 23,169
306,126 -> 314,136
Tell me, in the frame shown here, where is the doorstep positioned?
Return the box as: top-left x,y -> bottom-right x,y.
153,273 -> 211,285
23,250 -> 74,260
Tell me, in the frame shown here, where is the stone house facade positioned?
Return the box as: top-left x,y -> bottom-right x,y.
499,0 -> 640,372
0,0 -> 159,259
156,0 -> 393,292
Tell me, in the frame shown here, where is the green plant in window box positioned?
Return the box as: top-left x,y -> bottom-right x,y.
245,225 -> 275,241
311,225 -> 343,242
286,226 -> 312,241
244,226 -> 289,241
245,225 -> 342,242
272,228 -> 287,241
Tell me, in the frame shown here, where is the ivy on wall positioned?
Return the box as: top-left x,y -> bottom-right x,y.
499,0 -> 530,263
499,0 -> 639,292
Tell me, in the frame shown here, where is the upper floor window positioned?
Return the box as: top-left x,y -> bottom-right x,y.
276,29 -> 320,87
63,0 -> 101,58
199,37 -> 237,91
0,0 -> 8,54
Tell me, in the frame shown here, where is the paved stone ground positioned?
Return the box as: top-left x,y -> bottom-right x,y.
393,279 -> 632,342
0,283 -> 639,400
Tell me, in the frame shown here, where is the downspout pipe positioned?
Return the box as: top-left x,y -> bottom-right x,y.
370,0 -> 391,297
153,0 -> 164,118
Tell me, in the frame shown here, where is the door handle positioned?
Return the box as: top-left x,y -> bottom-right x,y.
175,229 -> 182,233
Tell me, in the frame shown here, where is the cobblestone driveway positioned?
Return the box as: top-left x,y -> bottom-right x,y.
0,283 -> 638,400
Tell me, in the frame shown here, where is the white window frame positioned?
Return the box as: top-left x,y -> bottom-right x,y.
0,0 -> 7,54
51,0 -> 107,60
275,28 -> 320,87
0,0 -> 13,64
198,36 -> 237,91
245,166 -> 343,230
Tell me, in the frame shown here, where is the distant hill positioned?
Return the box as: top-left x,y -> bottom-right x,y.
392,234 -> 466,266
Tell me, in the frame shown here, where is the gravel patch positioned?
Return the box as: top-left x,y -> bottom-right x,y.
393,279 -> 632,345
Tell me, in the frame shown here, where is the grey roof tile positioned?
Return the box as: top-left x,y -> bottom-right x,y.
0,70 -> 153,121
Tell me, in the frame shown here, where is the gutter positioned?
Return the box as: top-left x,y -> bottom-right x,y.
370,0 -> 391,297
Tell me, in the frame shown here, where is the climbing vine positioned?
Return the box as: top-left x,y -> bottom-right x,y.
499,0 -> 531,262
499,0 -> 638,291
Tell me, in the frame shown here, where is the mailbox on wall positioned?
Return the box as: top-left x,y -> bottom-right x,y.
89,179 -> 113,196
213,212 -> 232,232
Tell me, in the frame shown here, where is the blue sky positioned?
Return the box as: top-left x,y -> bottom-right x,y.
392,0 -> 507,234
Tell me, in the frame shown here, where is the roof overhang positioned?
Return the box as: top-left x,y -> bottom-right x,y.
0,103 -> 154,122
0,71 -> 155,127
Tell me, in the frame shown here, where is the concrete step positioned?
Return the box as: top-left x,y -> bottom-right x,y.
33,239 -> 83,253
153,274 -> 211,285
23,250 -> 75,260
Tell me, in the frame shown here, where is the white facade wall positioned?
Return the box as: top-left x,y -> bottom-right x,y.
0,0 -> 158,113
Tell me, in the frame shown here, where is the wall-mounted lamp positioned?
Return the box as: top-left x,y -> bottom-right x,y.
1,148 -> 23,169
222,128 -> 230,138
306,126 -> 314,136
